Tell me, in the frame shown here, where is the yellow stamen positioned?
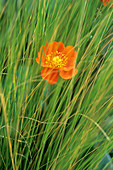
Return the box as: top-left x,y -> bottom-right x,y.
45,51 -> 67,68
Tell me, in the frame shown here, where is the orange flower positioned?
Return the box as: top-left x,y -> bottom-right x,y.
36,41 -> 78,85
100,0 -> 113,7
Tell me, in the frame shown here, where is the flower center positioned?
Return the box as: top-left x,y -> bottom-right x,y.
52,56 -> 62,66
45,51 -> 67,68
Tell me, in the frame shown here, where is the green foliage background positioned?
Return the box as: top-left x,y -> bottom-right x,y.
0,0 -> 113,169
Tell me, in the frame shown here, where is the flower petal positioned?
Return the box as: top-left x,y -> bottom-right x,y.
45,41 -> 64,54
57,42 -> 65,52
41,67 -> 59,84
36,56 -> 40,64
41,67 -> 51,80
48,70 -> 59,85
100,0 -> 112,6
62,46 -> 77,71
45,41 -> 58,54
36,43 -> 49,65
59,68 -> 78,79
